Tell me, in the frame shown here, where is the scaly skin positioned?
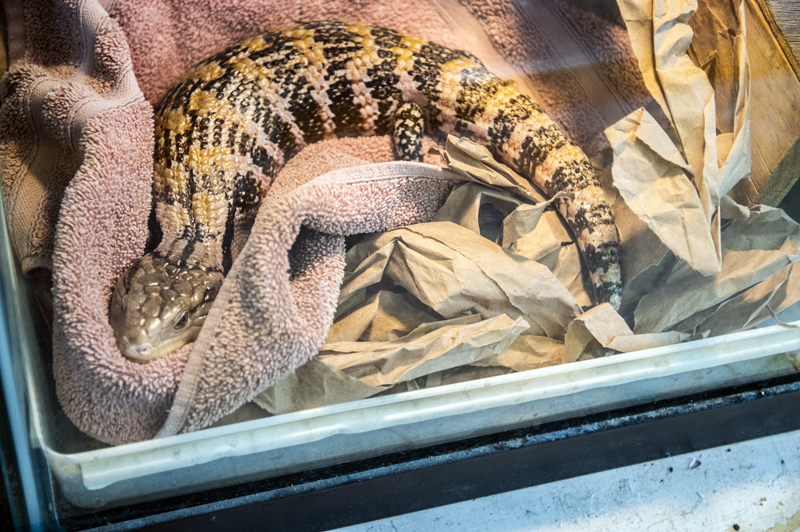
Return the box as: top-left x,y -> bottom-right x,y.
109,20 -> 622,363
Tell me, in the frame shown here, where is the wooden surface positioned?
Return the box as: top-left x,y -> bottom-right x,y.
743,0 -> 800,205
762,0 -> 800,68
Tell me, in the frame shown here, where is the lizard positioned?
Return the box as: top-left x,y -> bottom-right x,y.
109,20 -> 622,363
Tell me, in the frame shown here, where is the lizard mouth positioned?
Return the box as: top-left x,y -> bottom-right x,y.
118,337 -> 158,363
118,334 -> 194,363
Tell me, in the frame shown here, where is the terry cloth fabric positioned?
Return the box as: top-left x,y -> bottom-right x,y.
0,0 -> 649,444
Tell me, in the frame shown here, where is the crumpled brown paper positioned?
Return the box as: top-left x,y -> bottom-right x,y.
255,136 -> 800,414
254,138 -> 691,414
255,314 -> 528,414
254,143 -> 584,413
564,303 -> 691,363
616,0 -> 752,274
605,107 -> 718,275
251,0 -> 796,415
606,110 -> 800,335
608,0 -> 800,338
635,206 -> 800,335
687,0 -> 751,198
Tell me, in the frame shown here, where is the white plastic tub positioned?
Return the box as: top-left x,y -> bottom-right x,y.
33,319 -> 800,507
3,188 -> 800,510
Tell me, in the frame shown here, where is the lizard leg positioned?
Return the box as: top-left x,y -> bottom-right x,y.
392,102 -> 425,162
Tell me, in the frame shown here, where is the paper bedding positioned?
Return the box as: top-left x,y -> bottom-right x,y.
1,0 -> 799,446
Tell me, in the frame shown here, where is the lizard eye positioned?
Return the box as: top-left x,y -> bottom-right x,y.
174,313 -> 188,330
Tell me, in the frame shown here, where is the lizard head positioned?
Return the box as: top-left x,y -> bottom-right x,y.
109,252 -> 224,363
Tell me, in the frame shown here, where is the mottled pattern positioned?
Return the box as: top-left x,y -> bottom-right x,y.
392,102 -> 425,161
111,20 -> 622,363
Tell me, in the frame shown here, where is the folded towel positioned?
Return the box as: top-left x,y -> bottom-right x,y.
0,0 -> 649,444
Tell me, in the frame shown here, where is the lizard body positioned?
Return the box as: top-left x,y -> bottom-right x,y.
110,21 -> 621,363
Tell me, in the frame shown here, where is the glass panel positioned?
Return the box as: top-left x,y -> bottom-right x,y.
1,0 -> 800,527
0,197 -> 58,530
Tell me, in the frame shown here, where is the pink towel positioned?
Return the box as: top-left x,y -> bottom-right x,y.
0,0 -> 649,444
